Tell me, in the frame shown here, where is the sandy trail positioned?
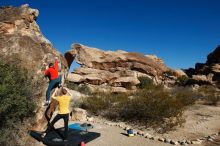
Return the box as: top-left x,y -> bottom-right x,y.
86,122 -> 169,146
40,103 -> 220,146
79,104 -> 220,146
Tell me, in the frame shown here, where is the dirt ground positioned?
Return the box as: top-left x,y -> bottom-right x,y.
161,104 -> 220,141
87,122 -> 170,146
83,104 -> 220,146
37,103 -> 220,146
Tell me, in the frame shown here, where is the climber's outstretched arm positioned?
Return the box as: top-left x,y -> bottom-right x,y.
65,88 -> 72,96
51,88 -> 58,98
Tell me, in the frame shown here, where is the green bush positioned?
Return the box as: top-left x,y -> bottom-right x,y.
197,85 -> 220,106
176,75 -> 189,86
137,76 -> 154,89
82,83 -> 194,133
171,86 -> 197,106
82,92 -> 128,115
0,59 -> 36,146
66,81 -> 79,90
66,81 -> 91,95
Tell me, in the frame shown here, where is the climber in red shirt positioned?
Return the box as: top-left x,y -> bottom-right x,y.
44,57 -> 62,105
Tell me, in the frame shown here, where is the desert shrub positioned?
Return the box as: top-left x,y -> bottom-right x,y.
137,76 -> 154,89
164,70 -> 175,76
0,59 -> 36,146
83,83 -> 192,133
197,85 -> 220,105
66,81 -> 91,95
124,85 -> 190,132
78,84 -> 92,95
81,92 -> 128,115
176,75 -> 189,86
66,81 -> 79,90
123,82 -> 133,89
120,89 -> 184,125
171,86 -> 197,106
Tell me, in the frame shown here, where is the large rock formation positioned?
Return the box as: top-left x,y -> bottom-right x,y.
185,45 -> 220,87
0,4 -> 68,71
65,44 -> 178,92
0,4 -> 68,140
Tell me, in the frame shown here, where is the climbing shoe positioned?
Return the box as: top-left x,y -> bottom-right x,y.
44,100 -> 50,106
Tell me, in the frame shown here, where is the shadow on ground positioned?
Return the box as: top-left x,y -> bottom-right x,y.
29,128 -> 100,146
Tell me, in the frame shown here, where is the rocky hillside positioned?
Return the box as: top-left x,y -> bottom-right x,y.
185,45 -> 220,87
0,4 -> 68,134
65,44 -> 183,92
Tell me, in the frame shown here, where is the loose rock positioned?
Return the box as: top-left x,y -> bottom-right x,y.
170,140 -> 179,145
191,139 -> 202,145
158,137 -> 165,142
165,138 -> 172,143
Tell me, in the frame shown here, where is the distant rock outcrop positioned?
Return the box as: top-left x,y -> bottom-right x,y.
65,44 -> 178,92
185,45 -> 220,87
0,4 -> 68,135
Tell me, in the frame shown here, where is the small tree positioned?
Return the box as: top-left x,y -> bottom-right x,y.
0,59 -> 36,146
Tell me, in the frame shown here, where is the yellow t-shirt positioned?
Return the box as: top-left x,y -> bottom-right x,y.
53,95 -> 71,114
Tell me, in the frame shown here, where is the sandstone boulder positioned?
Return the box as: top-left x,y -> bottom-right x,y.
211,64 -> 220,73
192,75 -> 210,82
71,108 -> 87,122
207,45 -> 220,65
0,5 -> 68,133
111,76 -> 140,87
65,44 -> 173,91
174,69 -> 187,77
86,84 -> 128,93
189,74 -> 213,85
69,89 -> 87,101
67,73 -> 84,82
0,5 -> 68,72
186,45 -> 220,87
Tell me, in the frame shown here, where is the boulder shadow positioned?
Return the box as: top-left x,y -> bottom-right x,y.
29,128 -> 100,146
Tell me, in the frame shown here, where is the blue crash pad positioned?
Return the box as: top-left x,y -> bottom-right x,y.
68,123 -> 93,131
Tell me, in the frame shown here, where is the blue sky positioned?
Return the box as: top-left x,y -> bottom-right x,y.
1,0 -> 220,69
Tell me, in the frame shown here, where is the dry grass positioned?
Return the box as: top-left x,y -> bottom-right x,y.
197,85 -> 220,106
66,81 -> 91,95
82,77 -> 196,133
